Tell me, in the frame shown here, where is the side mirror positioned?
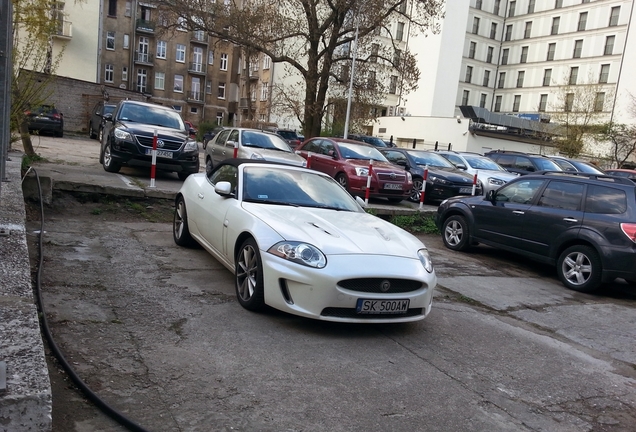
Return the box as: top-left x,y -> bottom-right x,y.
395,160 -> 408,167
355,195 -> 367,208
486,190 -> 496,202
526,166 -> 535,172
328,150 -> 337,158
456,163 -> 467,170
103,113 -> 113,122
226,140 -> 237,148
215,181 -> 233,197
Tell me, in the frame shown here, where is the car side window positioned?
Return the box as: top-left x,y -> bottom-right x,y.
445,154 -> 464,166
585,185 -> 627,214
496,179 -> 544,204
304,140 -> 320,153
214,129 -> 231,147
494,154 -> 514,168
384,151 -> 407,164
538,181 -> 584,210
226,130 -> 239,147
320,141 -> 334,155
515,157 -> 534,172
208,164 -> 238,194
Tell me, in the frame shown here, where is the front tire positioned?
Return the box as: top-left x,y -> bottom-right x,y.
173,196 -> 197,247
235,238 -> 265,311
102,143 -> 121,173
336,173 -> 349,192
205,157 -> 214,176
557,245 -> 602,293
89,124 -> 96,139
409,177 -> 423,202
442,215 -> 470,251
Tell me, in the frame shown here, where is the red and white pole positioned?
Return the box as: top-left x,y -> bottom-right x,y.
233,141 -> 238,158
472,171 -> 478,196
307,152 -> 312,169
149,129 -> 157,188
364,160 -> 374,206
418,165 -> 429,210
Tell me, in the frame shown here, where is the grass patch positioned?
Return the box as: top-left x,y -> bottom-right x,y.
22,154 -> 45,170
390,214 -> 440,234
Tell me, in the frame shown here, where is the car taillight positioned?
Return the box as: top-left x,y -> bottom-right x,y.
620,223 -> 636,243
52,113 -> 61,119
24,110 -> 31,116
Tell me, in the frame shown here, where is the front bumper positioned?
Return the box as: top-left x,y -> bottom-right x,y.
427,183 -> 481,201
348,177 -> 412,200
110,139 -> 200,173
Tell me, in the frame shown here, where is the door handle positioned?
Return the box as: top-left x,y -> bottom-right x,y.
512,210 -> 525,215
563,217 -> 578,222
198,193 -> 204,199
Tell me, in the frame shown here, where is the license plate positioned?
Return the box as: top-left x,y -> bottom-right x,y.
384,183 -> 403,190
356,299 -> 410,314
146,149 -> 173,159
459,187 -> 473,194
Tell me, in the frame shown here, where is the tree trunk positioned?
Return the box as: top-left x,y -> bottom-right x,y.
19,120 -> 36,157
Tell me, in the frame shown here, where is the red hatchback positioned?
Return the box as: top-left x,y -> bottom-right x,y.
296,137 -> 412,203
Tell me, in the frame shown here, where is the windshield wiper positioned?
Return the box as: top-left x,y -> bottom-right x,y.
243,199 -> 299,207
302,204 -> 351,211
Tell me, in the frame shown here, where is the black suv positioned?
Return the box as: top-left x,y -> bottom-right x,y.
88,101 -> 116,141
100,100 -> 200,180
436,171 -> 636,292
485,150 -> 561,175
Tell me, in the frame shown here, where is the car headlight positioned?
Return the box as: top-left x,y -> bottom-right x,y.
488,177 -> 505,186
429,176 -> 450,185
406,171 -> 412,181
417,248 -> 434,273
184,140 -> 198,152
114,128 -> 133,141
268,241 -> 327,268
355,167 -> 369,176
250,152 -> 265,160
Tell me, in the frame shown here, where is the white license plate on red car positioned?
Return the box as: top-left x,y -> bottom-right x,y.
356,299 -> 409,314
145,149 -> 173,159
384,183 -> 403,190
459,187 -> 473,194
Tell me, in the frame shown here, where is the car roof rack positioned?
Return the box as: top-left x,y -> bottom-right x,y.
533,171 -> 635,185
486,149 -> 548,157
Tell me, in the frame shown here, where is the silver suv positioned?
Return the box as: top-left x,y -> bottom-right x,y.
437,151 -> 518,194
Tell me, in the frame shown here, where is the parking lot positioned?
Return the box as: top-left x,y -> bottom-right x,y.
22,135 -> 636,431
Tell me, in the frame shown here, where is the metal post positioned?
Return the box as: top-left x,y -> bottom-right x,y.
343,19 -> 359,140
0,0 -> 14,196
448,143 -> 452,151
412,139 -> 416,149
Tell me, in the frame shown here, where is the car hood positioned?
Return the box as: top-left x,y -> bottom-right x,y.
242,148 -> 307,167
243,204 -> 424,257
348,159 -> 404,172
421,166 -> 474,182
475,170 -> 518,181
119,121 -> 188,139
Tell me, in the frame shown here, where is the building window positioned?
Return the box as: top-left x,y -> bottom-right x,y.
508,1 -> 516,17
173,105 -> 182,113
125,1 -> 131,17
472,17 -> 480,35
501,48 -> 509,65
476,0 -> 483,10
108,0 -> 116,16
490,23 -> 497,39
512,95 -> 521,112
555,0 -> 563,8
176,44 -> 186,63
396,22 -> 405,40
594,92 -> 605,112
106,32 -> 115,50
465,66 -> 473,83
573,39 -> 583,58
604,36 -> 615,55
520,46 -> 528,63
494,95 -> 502,112
569,67 -> 578,85
565,93 -> 574,111
174,74 -> 183,92
263,55 -> 271,69
393,49 -> 401,67
208,50 -> 214,65
105,64 -> 114,83
547,43 -> 556,61
190,107 -> 198,114
218,82 -> 226,99
528,0 -> 535,14
599,64 -> 610,83
206,81 -> 212,94
543,69 -> 552,86
216,112 -> 223,126
498,72 -> 506,88
469,42 -> 476,59
156,41 -> 166,59
516,71 -> 525,88
260,83 -> 268,101
480,93 -> 487,108
389,75 -> 398,94
578,12 -> 588,31
122,67 -> 127,81
505,25 -> 512,41
609,6 -> 620,26
371,43 -> 379,62
462,90 -> 470,106
539,94 -> 548,112
551,17 -> 560,35
494,0 -> 501,15
220,53 -> 228,70
487,46 -> 494,63
137,69 -> 147,93
483,70 -> 490,87
524,22 -> 532,39
123,34 -> 129,49
155,72 -> 165,90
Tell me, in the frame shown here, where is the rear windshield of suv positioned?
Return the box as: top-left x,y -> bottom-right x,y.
585,185 -> 627,214
535,159 -> 561,171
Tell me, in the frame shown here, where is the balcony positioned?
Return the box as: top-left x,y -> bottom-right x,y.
191,31 -> 208,45
134,51 -> 154,65
238,98 -> 250,109
187,91 -> 204,104
188,62 -> 206,75
249,69 -> 259,80
136,19 -> 155,33
53,20 -> 72,39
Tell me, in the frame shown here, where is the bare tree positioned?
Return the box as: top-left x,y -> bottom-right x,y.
153,0 -> 443,138
594,122 -> 636,168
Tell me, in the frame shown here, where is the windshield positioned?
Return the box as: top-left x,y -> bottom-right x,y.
361,136 -> 387,147
464,155 -> 507,171
407,151 -> 455,168
337,142 -> 388,161
572,161 -> 605,174
276,130 -> 298,140
242,166 -> 362,211
118,103 -> 184,130
241,131 -> 292,152
536,159 -> 562,171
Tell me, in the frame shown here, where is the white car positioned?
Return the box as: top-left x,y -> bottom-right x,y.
438,151 -> 519,194
173,159 -> 437,323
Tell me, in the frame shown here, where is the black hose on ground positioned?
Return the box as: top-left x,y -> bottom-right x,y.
29,168 -> 151,432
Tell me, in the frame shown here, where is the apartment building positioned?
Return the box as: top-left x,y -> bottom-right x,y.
236,51 -> 274,127
98,0 -> 240,127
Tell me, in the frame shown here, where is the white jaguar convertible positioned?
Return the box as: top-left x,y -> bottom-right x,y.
173,159 -> 437,323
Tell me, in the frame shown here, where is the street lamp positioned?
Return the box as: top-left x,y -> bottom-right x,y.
343,19 -> 359,140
